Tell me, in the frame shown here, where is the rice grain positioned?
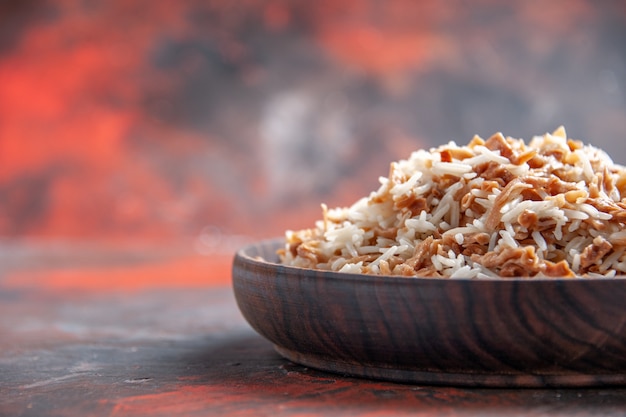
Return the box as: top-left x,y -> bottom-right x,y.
279,127 -> 626,278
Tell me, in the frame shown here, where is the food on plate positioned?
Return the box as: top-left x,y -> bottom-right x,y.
278,127 -> 626,278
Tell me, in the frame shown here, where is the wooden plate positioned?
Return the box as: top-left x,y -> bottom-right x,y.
232,239 -> 626,387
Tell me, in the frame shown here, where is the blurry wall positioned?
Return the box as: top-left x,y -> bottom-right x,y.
1,0 -> 625,242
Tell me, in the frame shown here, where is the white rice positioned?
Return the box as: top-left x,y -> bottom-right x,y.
279,127 -> 626,278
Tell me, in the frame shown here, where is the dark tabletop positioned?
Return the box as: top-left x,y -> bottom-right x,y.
1,243 -> 626,417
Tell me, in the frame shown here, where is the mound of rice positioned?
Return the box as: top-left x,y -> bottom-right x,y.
278,127 -> 626,278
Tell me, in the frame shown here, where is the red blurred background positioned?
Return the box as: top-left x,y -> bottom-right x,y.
1,0 -> 625,288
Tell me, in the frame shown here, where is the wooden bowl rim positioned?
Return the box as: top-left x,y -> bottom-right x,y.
235,238 -> 626,283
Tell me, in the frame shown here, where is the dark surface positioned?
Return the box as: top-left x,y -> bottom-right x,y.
2,249 -> 626,416
233,240 -> 626,387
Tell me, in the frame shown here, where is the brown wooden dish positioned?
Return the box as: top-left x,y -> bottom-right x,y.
232,239 -> 626,387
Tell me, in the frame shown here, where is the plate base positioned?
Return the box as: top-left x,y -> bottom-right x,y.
275,345 -> 626,388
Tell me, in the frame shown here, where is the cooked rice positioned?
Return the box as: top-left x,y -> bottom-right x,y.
278,127 -> 626,278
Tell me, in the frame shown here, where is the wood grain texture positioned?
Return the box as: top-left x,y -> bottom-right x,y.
232,239 -> 626,387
